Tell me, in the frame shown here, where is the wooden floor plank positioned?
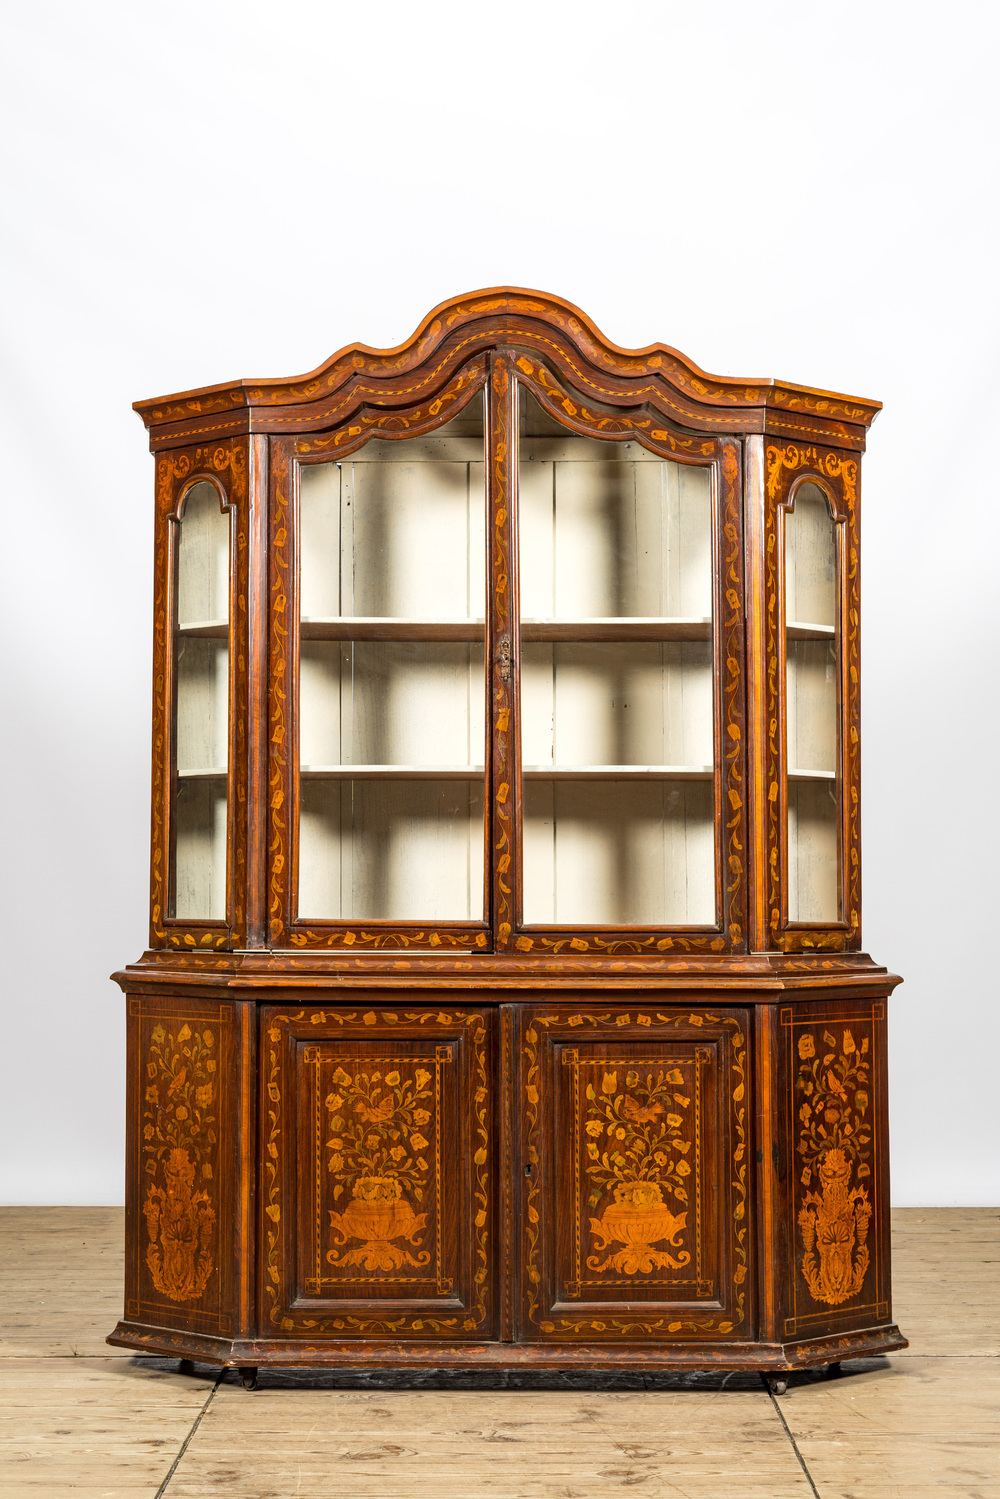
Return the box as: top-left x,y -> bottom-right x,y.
890,1207 -> 1000,1357
0,1208 -> 126,1359
0,1356 -> 215,1496
0,1206 -> 997,1496
775,1355 -> 1000,1499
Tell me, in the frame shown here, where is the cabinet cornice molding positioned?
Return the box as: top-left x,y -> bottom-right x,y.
134,287 -> 882,452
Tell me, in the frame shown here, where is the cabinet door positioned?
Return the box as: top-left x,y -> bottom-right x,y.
261,1004 -> 494,1339
517,1004 -> 751,1341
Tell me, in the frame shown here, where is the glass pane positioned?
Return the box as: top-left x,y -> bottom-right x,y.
518,389 -> 715,927
523,781 -> 713,925
172,482 -> 229,920
788,781 -> 838,925
297,399 -> 486,922
785,482 -> 839,922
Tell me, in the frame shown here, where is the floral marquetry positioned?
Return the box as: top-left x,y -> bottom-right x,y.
520,1006 -> 749,1340
262,1006 -> 494,1339
780,1002 -> 890,1342
313,1050 -> 446,1286
124,998 -> 235,1339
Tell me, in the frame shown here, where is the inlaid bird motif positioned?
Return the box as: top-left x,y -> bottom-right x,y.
353,1095 -> 396,1125
620,1097 -> 665,1125
825,1070 -> 847,1100
167,1068 -> 187,1098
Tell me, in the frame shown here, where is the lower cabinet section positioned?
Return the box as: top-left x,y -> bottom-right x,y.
109,986 -> 907,1373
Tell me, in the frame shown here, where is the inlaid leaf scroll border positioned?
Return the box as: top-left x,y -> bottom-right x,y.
266,359 -> 493,951
508,356 -> 748,955
764,442 -> 861,952
150,440 -> 250,951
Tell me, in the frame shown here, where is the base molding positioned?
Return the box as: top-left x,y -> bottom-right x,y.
108,1319 -> 907,1373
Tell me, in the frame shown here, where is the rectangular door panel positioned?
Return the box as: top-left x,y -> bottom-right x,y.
261,1003 -> 494,1339
518,1003 -> 751,1341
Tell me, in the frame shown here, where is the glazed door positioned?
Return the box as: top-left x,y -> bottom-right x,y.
261,1003 -> 495,1339
516,1003 -> 751,1341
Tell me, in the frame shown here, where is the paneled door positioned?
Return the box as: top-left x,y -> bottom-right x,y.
516,1003 -> 752,1341
261,1003 -> 495,1339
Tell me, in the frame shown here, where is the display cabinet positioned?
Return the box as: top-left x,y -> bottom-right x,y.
110,289 -> 904,1388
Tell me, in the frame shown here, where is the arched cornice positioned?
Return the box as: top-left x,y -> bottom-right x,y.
136,287 -> 881,452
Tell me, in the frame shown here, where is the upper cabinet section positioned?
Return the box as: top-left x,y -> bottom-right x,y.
138,292 -> 879,957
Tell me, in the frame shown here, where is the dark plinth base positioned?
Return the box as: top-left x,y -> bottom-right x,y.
108,1319 -> 907,1375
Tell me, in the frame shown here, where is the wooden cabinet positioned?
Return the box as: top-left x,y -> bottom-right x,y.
110,290 -> 904,1380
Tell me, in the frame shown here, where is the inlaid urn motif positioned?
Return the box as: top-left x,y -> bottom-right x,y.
328,1174 -> 429,1272
588,1180 -> 690,1275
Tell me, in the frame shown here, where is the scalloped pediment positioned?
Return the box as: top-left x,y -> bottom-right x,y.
135,287 -> 880,451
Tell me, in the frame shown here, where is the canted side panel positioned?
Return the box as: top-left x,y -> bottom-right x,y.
779,999 -> 890,1340
519,1004 -> 751,1340
261,1004 -> 494,1339
125,996 -> 235,1336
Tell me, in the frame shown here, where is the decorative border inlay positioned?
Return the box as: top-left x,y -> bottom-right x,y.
267,361 -> 492,951
510,432 -> 747,954
764,443 -> 860,952
151,441 -> 249,950
522,1009 -> 748,1337
263,1008 -> 491,1337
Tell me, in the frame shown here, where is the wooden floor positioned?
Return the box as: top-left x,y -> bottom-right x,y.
0,1209 -> 996,1497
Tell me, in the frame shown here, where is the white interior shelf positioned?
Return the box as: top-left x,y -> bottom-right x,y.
301,618 -> 485,641
523,765 -> 713,780
786,620 -> 835,641
178,620 -> 228,637
301,765 -> 484,779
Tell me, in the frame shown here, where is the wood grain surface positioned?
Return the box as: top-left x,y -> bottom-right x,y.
1,1208 -> 995,1496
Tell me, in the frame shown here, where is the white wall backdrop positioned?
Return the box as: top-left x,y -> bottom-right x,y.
1,0 -> 997,1204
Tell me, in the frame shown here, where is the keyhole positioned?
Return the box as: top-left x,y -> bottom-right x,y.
524,1164 -> 532,1176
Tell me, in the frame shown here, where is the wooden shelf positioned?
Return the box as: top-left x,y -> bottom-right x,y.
301,765 -> 485,780
300,764 -> 714,781
523,765 -> 713,781
178,620 -> 228,638
786,620 -> 835,641
521,618 -> 711,642
301,618 -> 485,642
178,768 -> 227,779
299,617 -> 713,643
788,768 -> 836,781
